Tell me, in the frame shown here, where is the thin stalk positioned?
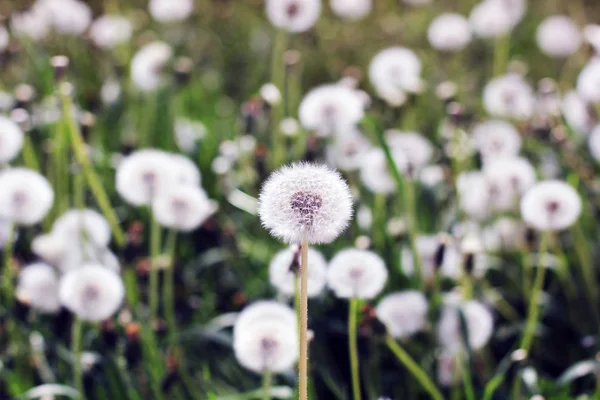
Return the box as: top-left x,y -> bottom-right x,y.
298,240 -> 309,400
59,87 -> 125,247
2,223 -> 14,306
493,34 -> 510,77
349,298 -> 362,400
572,222 -> 599,325
520,230 -> 551,352
385,335 -> 444,400
262,369 -> 272,400
149,212 -> 162,321
163,229 -> 178,338
404,179 -> 423,285
461,352 -> 475,400
72,317 -> 84,400
21,134 -> 40,171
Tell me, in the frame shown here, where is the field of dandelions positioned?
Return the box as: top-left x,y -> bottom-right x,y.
4,0 -> 600,399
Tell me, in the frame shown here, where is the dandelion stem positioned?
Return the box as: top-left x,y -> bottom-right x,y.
404,178 -> 424,286
384,335 -> 444,400
71,317 -> 84,400
2,223 -> 15,306
520,229 -> 551,352
262,369 -> 272,400
21,134 -> 40,172
571,222 -> 600,326
149,212 -> 162,322
492,34 -> 510,77
164,229 -> 178,338
348,298 -> 362,400
298,239 -> 309,400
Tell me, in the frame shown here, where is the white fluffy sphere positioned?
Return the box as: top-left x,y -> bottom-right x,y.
89,15 -> 132,49
0,116 -> 24,164
483,74 -> 535,120
520,181 -> 582,231
16,263 -> 61,313
266,0 -> 322,33
376,291 -> 428,339
149,0 -> 193,23
471,120 -> 521,161
131,42 -> 173,92
536,16 -> 581,58
427,13 -> 472,52
438,299 -> 494,355
327,248 -> 388,299
330,0 -> 371,20
0,168 -> 54,225
152,185 -> 216,232
577,57 -> 600,103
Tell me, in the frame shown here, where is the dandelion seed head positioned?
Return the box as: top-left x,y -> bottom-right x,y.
149,0 -> 194,23
17,263 -> 60,314
265,0 -> 322,33
427,13 -> 472,52
471,120 -> 521,161
43,0 -> 92,35
260,83 -> 282,105
52,209 -> 111,248
269,246 -> 327,297
359,148 -> 407,194
330,0 -> 372,21
327,248 -> 388,299
483,74 -> 535,120
153,185 -> 217,232
0,116 -> 24,164
385,131 -> 433,176
484,157 -> 537,211
536,16 -> 581,58
520,180 -> 582,231
32,233 -> 67,266
89,15 -> 132,50
457,171 -> 490,220
438,299 -> 494,354
369,47 -> 422,106
483,217 -> 525,251
131,41 -> 173,92
376,291 -> 428,339
11,4 -> 52,41
577,57 -> 600,103
326,129 -> 371,172
170,154 -> 201,186
0,168 -> 54,225
562,91 -> 595,135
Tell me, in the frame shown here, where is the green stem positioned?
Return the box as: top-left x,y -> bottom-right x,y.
59,86 -> 126,247
572,222 -> 599,325
385,335 -> 444,400
149,212 -> 162,322
520,230 -> 551,352
3,223 -> 14,306
163,229 -> 178,338
21,134 -> 40,171
298,240 -> 309,400
349,298 -> 362,400
404,179 -> 423,285
72,317 -> 84,400
493,34 -> 510,77
262,369 -> 272,400
461,352 -> 475,400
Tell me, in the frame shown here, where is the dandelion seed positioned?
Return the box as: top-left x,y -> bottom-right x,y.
269,246 -> 327,297
438,298 -> 494,355
359,148 -> 407,194
376,291 -> 428,339
327,248 -> 388,299
0,168 -> 54,225
258,163 -> 353,244
536,16 -> 581,58
427,13 -> 472,52
152,185 -> 217,232
483,74 -> 535,120
330,0 -> 372,21
59,263 -> 124,321
265,0 -> 322,33
131,42 -> 173,92
520,180 -> 582,231
233,301 -> 298,373
0,116 -> 24,164
16,263 -> 61,314
89,15 -> 132,50
149,0 -> 194,23
369,47 -> 422,106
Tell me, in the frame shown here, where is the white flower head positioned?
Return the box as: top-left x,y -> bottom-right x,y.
149,0 -> 194,23
175,118 -> 206,153
438,299 -> 494,355
298,84 -> 365,137
16,263 -> 60,313
43,0 -> 92,35
269,245 -> 327,297
520,180 -> 582,231
11,4 -> 52,41
0,168 -> 53,225
584,24 -> 600,54
536,16 -> 581,58
457,171 -> 491,220
0,116 -> 24,164
369,47 -> 422,106
427,13 -> 472,52
52,209 -> 111,248
326,129 -> 371,172
131,41 -> 173,92
258,163 -> 353,244
385,131 -> 433,176
402,234 -> 465,280
152,185 -> 216,232
420,165 -> 446,187
562,91 -> 595,135
376,291 -> 428,339
469,0 -> 524,38
265,0 -> 322,33
280,118 -> 301,137
483,157 -> 537,211
233,301 -> 298,373
116,149 -> 177,206
260,83 -> 282,105
330,0 -> 372,21
589,125 -> 600,161
577,57 -> 600,103
483,217 -> 525,251
89,15 -> 132,50
359,148 -> 407,194
32,233 -> 67,266
471,120 -> 521,161
0,25 -> 9,52
59,263 -> 124,321
483,74 -> 535,120
327,248 -> 388,299
171,154 -> 201,186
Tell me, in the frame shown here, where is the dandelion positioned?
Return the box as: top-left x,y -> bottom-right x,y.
32,233 -> 67,266
376,291 -> 428,339
130,42 -> 173,92
456,171 -> 491,220
419,165 -> 446,187
471,120 -> 521,161
11,4 -> 51,41
385,131 -> 433,177
483,74 -> 535,120
116,149 -> 177,206
0,168 -> 53,226
171,154 -> 201,186
326,129 -> 371,172
520,180 -> 582,231
327,248 -> 388,299
588,125 -> 600,161
584,24 -> 600,54
52,209 -> 111,248
280,118 -> 301,137
359,148 -> 407,194
402,234 -> 460,279
0,116 -> 24,164
16,263 -> 61,314
562,91 -> 595,135
369,47 -> 422,107
469,0 -> 513,38
174,118 -> 206,153
89,15 -> 133,50
44,0 -> 92,35
330,0 -> 372,21
265,0 -> 322,33
152,185 -> 217,232
427,13 -> 472,52
438,299 -> 494,355
269,246 -> 327,297
233,301 -> 298,373
484,157 -> 537,211
536,16 -> 581,58
298,84 -> 365,137
260,83 -> 282,105
483,217 -> 526,251
149,0 -> 194,23
577,57 -> 600,103
59,263 -> 124,321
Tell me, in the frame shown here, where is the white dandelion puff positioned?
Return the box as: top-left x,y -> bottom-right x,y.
469,0 -> 524,39
11,4 -> 51,41
233,301 -> 298,373
0,116 -> 24,164
369,47 -> 422,106
376,291 -> 428,339
577,57 -> 600,103
484,157 -> 537,211
52,209 -> 111,248
258,163 -> 353,245
89,15 -> 132,50
269,246 -> 327,297
0,25 -> 8,53
427,13 -> 472,52
483,217 -> 526,251
588,125 -> 600,161
326,129 -> 371,172
359,148 -> 407,194
16,263 -> 60,314
44,0 -> 92,35
152,185 -> 217,232
265,0 -> 322,33
438,299 -> 494,355
520,180 -> 582,231
175,118 -> 207,153
385,131 -> 433,177
562,91 -> 595,135
170,154 -> 201,186
327,248 -> 388,299
149,0 -> 193,23
584,24 -> 600,54
130,41 -> 173,92
457,171 -> 491,220
59,263 -> 125,321
483,74 -> 535,120
0,168 -> 53,226
330,0 -> 372,21
116,149 -> 178,206
298,84 -> 365,137
32,233 -> 67,266
536,16 -> 581,58
471,120 -> 521,161
260,83 -> 282,106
